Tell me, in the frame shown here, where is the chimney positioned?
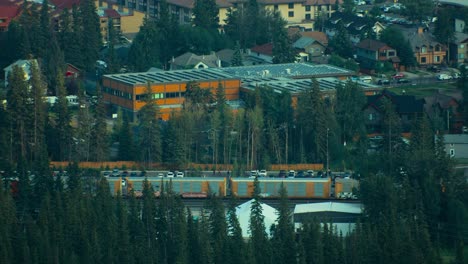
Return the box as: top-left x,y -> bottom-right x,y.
417,27 -> 424,34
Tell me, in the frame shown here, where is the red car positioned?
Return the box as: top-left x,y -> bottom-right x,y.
392,72 -> 405,79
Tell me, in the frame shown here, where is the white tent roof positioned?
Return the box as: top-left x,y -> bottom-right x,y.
236,199 -> 278,238
294,202 -> 362,215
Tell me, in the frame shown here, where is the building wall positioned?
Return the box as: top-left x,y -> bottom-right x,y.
219,2 -> 337,30
445,143 -> 468,158
415,46 -> 446,65
102,77 -> 241,120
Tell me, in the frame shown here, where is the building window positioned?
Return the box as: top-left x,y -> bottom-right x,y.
388,51 -> 395,57
379,52 -> 386,57
421,46 -> 427,53
435,56 -> 440,62
288,3 -> 294,8
305,14 -> 311,20
435,45 -> 441,52
421,57 -> 427,63
369,113 -> 374,120
305,5 -> 311,11
460,44 -> 465,48
449,149 -> 455,157
288,11 -> 294,17
450,143 -> 454,147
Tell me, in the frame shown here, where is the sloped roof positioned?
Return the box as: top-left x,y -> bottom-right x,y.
171,52 -> 220,68
394,25 -> 445,50
251,43 -> 273,56
293,36 -> 319,49
235,199 -> 278,238
216,49 -> 235,62
300,31 -> 328,46
356,39 -> 390,51
104,8 -> 121,18
294,202 -> 362,214
366,89 -> 424,114
50,0 -> 81,9
454,32 -> 468,44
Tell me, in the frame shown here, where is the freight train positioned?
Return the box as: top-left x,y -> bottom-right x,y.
108,176 -> 359,199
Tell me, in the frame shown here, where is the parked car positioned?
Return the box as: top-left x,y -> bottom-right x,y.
288,170 -> 296,178
437,73 -> 452,80
359,75 -> 373,83
166,171 -> 175,178
278,170 -> 287,178
258,170 -> 267,177
377,79 -> 390,85
157,173 -> 164,178
130,171 -> 138,177
250,170 -> 258,177
111,169 -> 120,177
296,171 -> 305,178
392,72 -> 405,79
307,170 -> 314,177
176,171 -> 184,178
139,171 -> 146,177
397,78 -> 411,84
428,65 -> 441,72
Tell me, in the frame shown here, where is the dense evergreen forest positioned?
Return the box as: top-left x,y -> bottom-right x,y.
0,0 -> 467,262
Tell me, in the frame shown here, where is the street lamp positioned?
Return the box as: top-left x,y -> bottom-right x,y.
326,128 -> 329,176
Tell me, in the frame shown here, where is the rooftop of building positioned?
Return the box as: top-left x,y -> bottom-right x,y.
103,68 -> 238,85
242,77 -> 377,94
443,134 -> 468,144
219,62 -> 354,79
294,202 -> 363,215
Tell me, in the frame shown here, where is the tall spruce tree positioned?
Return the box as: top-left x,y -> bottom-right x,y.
90,84 -> 109,161
249,176 -> 271,264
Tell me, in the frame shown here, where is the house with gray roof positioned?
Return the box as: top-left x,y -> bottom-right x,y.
293,36 -> 326,62
169,52 -> 221,70
442,134 -> 468,158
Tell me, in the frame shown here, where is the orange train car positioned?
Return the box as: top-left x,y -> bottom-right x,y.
230,177 -> 332,199
108,177 -> 227,197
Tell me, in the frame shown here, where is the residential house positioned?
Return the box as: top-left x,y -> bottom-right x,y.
449,32 -> 468,65
442,134 -> 468,158
216,49 -> 236,67
398,26 -> 447,66
356,39 -> 400,72
0,4 -> 21,32
96,1 -> 145,42
246,43 -> 274,64
293,36 -> 326,62
219,0 -> 342,30
324,12 -> 376,45
424,90 -> 463,134
3,59 -> 39,87
169,52 -> 222,70
65,63 -> 82,79
363,89 -> 425,133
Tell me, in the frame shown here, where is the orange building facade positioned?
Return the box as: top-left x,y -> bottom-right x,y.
102,69 -> 241,120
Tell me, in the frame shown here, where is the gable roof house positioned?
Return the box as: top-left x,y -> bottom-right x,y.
424,90 -> 463,134
449,32 -> 468,65
246,43 -> 274,65
397,26 -> 447,66
293,36 -> 327,62
363,89 -> 425,133
0,4 -> 21,32
324,12 -> 374,45
356,39 -> 400,72
169,52 -> 222,70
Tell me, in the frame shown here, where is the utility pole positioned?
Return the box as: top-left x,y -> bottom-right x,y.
326,128 -> 329,175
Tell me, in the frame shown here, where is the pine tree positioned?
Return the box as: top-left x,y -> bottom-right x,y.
80,0 -> 101,70
193,0 -> 219,30
90,84 -> 109,161
272,183 -> 296,264
226,195 -> 246,264
272,12 -> 297,64
207,192 -> 228,263
53,70 -> 73,161
231,42 -> 244,66
249,176 -> 271,264
138,83 -> 161,167
118,114 -> 135,161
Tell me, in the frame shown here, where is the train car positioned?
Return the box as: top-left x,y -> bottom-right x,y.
108,177 -> 227,197
230,177 -> 331,199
